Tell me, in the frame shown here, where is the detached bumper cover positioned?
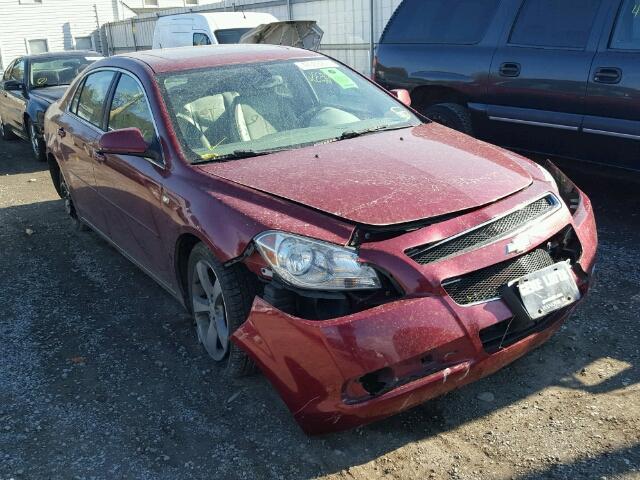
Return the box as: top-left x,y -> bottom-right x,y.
231,191 -> 597,434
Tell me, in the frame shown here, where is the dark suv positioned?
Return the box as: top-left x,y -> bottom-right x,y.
374,0 -> 640,171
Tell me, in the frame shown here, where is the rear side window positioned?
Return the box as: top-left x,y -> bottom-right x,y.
214,28 -> 252,44
76,71 -> 115,128
382,0 -> 500,44
610,0 -> 640,50
509,0 -> 602,49
108,74 -> 156,143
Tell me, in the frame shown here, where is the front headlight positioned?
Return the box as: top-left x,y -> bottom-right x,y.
254,231 -> 381,291
543,161 -> 581,214
537,164 -> 559,191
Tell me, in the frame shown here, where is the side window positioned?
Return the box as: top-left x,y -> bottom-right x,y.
193,33 -> 211,46
610,0 -> 640,50
108,74 -> 155,143
3,61 -> 16,81
76,71 -> 115,128
509,0 -> 602,49
382,0 -> 500,44
69,77 -> 86,114
10,59 -> 25,83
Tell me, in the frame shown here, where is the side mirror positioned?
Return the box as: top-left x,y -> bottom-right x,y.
98,128 -> 148,156
390,89 -> 411,107
2,80 -> 24,91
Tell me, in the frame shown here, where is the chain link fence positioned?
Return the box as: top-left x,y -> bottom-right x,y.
100,0 -> 402,75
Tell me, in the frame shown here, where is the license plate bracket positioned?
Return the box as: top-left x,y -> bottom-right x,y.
500,261 -> 581,323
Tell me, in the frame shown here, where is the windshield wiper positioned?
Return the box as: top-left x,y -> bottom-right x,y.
330,124 -> 413,143
193,149 -> 280,164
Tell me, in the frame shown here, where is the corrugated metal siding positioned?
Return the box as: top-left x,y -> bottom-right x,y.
102,0 -> 404,74
0,0 -> 122,70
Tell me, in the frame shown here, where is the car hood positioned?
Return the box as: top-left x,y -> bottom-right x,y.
198,123 -> 533,226
30,86 -> 68,104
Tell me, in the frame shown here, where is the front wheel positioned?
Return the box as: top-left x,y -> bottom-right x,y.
28,119 -> 46,162
188,243 -> 257,377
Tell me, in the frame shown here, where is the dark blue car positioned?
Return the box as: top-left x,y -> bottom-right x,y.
374,0 -> 640,171
0,51 -> 102,161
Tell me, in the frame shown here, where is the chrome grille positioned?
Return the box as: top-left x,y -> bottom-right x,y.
443,248 -> 555,305
407,195 -> 559,265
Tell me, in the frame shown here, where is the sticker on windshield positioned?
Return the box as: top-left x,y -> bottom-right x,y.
295,59 -> 338,70
320,68 -> 357,89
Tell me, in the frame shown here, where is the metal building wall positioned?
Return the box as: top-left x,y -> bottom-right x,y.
100,0 -> 403,74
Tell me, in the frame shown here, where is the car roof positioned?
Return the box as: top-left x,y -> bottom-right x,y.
118,44 -> 322,74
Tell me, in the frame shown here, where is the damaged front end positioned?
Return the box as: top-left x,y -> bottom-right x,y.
230,165 -> 597,434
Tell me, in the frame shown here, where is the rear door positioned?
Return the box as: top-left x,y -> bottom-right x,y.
486,0 -> 608,156
62,70 -> 116,232
582,0 -> 640,169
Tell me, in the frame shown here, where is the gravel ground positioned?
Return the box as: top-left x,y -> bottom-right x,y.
0,138 -> 638,480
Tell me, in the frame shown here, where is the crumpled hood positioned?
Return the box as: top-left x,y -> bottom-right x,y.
198,123 -> 533,226
30,86 -> 68,104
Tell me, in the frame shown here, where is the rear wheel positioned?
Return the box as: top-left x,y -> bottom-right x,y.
28,119 -> 46,162
424,103 -> 474,136
58,170 -> 88,231
0,114 -> 17,141
188,243 -> 257,377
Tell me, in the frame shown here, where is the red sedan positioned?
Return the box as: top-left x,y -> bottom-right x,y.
44,45 -> 597,434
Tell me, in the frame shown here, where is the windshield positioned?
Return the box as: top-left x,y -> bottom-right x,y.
214,28 -> 253,44
29,55 -> 102,89
159,58 -> 421,163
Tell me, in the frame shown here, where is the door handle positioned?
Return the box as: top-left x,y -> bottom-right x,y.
594,67 -> 622,84
57,127 -> 66,138
499,62 -> 521,77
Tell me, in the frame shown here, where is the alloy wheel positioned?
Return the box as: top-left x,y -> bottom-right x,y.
59,174 -> 74,217
191,260 -> 230,361
29,122 -> 40,156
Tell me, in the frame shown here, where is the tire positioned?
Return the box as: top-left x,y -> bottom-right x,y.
424,103 -> 474,136
0,114 -> 17,141
58,168 -> 88,231
27,119 -> 46,162
187,242 -> 258,377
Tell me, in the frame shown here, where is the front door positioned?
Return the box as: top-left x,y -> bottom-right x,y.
582,0 -> 640,170
2,58 -> 27,136
486,0 -> 608,157
93,72 -> 172,281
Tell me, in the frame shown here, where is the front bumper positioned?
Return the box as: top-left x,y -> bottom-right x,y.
232,189 -> 597,434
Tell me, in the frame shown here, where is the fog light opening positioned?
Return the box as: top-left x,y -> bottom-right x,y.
358,367 -> 395,396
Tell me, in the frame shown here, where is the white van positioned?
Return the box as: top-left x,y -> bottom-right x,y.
152,12 -> 278,49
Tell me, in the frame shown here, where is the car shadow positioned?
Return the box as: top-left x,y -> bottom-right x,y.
0,139 -> 47,175
0,160 -> 638,479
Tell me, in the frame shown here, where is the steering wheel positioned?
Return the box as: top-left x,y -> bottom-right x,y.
176,113 -> 212,151
298,105 -> 332,128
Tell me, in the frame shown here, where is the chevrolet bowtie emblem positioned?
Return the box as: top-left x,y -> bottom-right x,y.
506,235 -> 532,254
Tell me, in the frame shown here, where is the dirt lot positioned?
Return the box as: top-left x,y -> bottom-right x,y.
0,137 -> 638,480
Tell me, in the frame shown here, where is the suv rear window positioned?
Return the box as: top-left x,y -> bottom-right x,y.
509,0 -> 602,49
382,0 -> 500,44
610,0 -> 640,50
